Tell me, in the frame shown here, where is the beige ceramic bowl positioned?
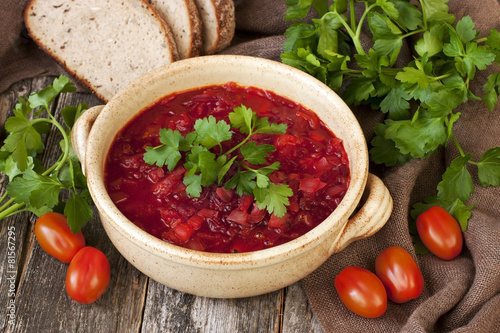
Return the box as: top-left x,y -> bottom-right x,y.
72,55 -> 393,298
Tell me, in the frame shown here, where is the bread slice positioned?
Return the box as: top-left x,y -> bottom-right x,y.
149,0 -> 202,59
24,0 -> 179,102
194,0 -> 235,55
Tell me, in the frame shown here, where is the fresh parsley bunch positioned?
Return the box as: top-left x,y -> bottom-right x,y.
0,76 -> 93,232
143,105 -> 293,217
281,0 -> 500,233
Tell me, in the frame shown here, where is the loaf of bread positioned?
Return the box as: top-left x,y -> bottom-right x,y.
194,0 -> 235,55
24,0 -> 179,102
149,0 -> 203,59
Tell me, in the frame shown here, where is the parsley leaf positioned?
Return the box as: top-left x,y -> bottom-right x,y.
240,142 -> 275,164
437,154 -> 474,202
476,147 -> 500,187
254,183 -> 293,217
193,116 -> 232,149
144,129 -> 183,169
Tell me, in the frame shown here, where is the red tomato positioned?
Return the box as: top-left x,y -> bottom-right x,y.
416,206 -> 463,260
375,247 -> 424,303
334,266 -> 387,318
66,247 -> 111,304
35,212 -> 86,263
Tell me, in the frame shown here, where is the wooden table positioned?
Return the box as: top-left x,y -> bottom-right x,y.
0,76 -> 324,332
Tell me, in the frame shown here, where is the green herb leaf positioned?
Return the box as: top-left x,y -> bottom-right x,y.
64,191 -> 93,233
240,142 -> 275,165
225,170 -> 257,196
6,170 -> 61,209
419,0 -> 455,22
437,154 -> 474,202
477,147 -> 500,187
193,116 -> 232,149
144,129 -> 183,170
254,183 -> 293,217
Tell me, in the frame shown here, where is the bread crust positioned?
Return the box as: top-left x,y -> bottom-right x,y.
150,0 -> 203,59
24,0 -> 179,102
195,0 -> 235,55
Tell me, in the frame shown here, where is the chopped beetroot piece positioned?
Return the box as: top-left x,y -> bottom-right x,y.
174,223 -> 195,242
296,110 -> 319,129
216,187 -> 234,203
273,133 -> 302,148
152,166 -> 186,196
226,209 -> 249,225
268,213 -> 290,232
187,214 -> 204,230
147,167 -> 165,183
198,208 -> 219,219
248,204 -> 266,224
299,178 -> 327,195
238,194 -> 254,213
159,208 -> 183,228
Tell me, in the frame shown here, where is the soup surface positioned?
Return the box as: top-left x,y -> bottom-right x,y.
104,82 -> 350,253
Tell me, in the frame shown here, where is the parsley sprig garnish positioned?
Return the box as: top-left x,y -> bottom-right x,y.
143,105 -> 293,217
281,0 -> 500,245
0,76 -> 93,232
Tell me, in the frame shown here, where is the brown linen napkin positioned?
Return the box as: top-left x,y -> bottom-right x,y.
2,1 -> 500,332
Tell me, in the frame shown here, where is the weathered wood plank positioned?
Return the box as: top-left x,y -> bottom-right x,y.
282,282 -> 324,333
1,77 -> 54,332
1,77 -> 148,333
141,280 -> 283,333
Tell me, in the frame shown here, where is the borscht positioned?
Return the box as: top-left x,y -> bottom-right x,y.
104,82 -> 350,253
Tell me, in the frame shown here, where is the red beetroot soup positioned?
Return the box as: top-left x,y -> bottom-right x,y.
104,82 -> 350,253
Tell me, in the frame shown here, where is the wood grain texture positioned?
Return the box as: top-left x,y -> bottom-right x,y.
0,76 -> 323,333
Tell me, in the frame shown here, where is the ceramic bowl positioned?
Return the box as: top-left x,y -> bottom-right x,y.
72,55 -> 393,298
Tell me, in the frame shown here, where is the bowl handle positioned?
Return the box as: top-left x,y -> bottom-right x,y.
71,105 -> 105,175
330,173 -> 393,254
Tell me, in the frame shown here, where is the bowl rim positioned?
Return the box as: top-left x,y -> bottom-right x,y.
85,55 -> 369,269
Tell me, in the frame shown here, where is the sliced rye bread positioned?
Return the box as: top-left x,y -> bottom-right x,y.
24,0 -> 179,102
149,0 -> 202,59
194,0 -> 235,55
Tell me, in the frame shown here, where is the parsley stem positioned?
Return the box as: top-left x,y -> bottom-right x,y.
0,195 -> 14,212
349,0 -> 357,33
31,118 -> 71,175
0,200 -> 25,220
417,0 -> 429,30
450,133 -> 466,157
431,73 -> 452,81
224,130 -> 253,158
401,29 -> 426,40
353,2 -> 380,56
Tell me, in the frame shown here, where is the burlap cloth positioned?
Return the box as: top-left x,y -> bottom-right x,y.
1,1 -> 499,332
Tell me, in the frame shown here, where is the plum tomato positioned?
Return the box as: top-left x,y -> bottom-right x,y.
375,247 -> 424,303
334,266 -> 387,318
416,206 -> 463,260
65,246 -> 111,304
35,212 -> 86,263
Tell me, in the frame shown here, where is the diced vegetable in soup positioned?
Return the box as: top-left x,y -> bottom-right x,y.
104,82 -> 350,253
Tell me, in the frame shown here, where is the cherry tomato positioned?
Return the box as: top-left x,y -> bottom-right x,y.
66,246 -> 111,304
35,212 -> 86,263
375,246 -> 424,303
334,266 -> 387,318
416,206 -> 463,260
